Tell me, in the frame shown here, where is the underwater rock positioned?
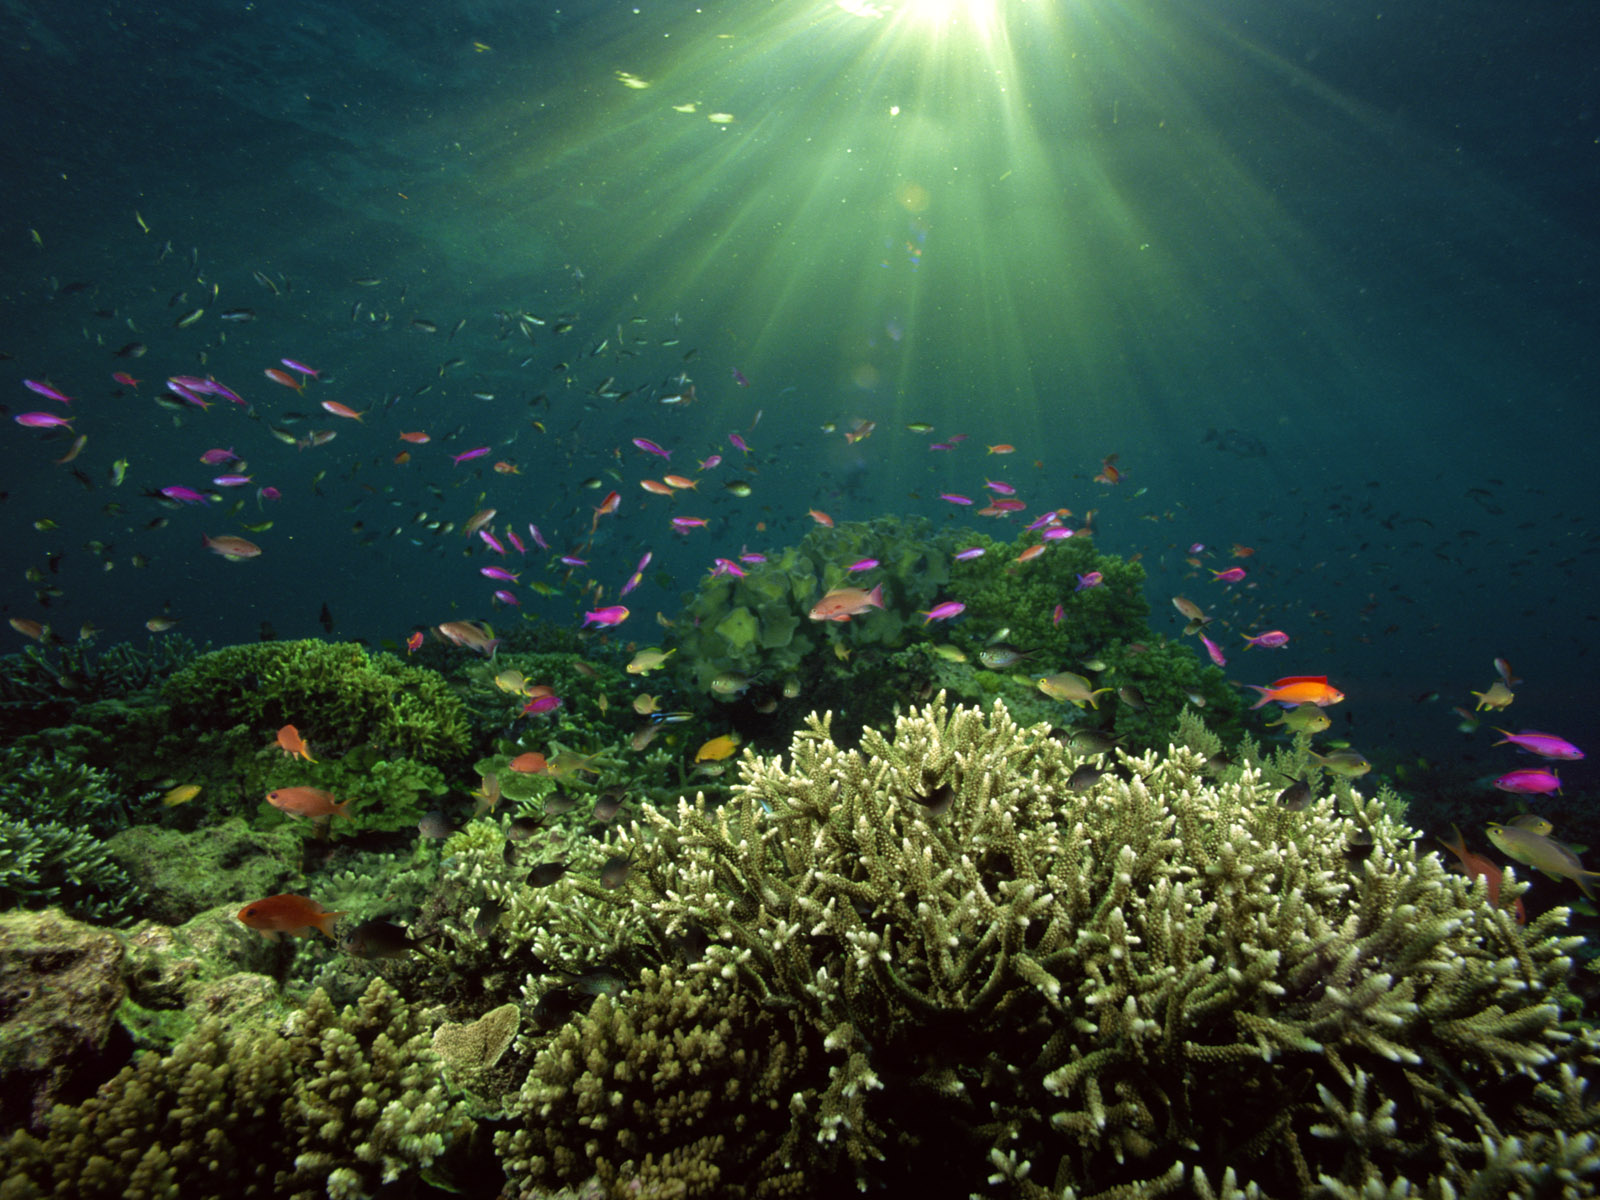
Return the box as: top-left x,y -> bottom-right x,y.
0,908 -> 128,1129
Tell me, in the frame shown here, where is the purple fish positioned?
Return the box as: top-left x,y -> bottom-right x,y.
1075,572 -> 1103,591
1493,767 -> 1562,796
919,601 -> 966,624
212,474 -> 253,487
1199,631 -> 1227,668
479,529 -> 507,555
166,379 -> 211,408
522,694 -> 562,715
582,605 -> 630,627
199,448 -> 239,465
1241,630 -> 1291,650
160,485 -> 210,505
632,437 -> 670,461
984,479 -> 1015,495
14,412 -> 74,429
1189,543 -> 1206,554
728,432 -> 750,453
281,358 -> 321,378
699,454 -> 722,471
847,558 -> 879,572
1491,730 -> 1584,761
453,446 -> 491,465
506,529 -> 527,555
671,516 -> 708,532
1042,528 -> 1076,541
481,566 -> 519,582
954,547 -> 986,561
528,524 -> 549,550
1024,512 -> 1061,531
493,589 -> 520,606
940,493 -> 973,506
635,551 -> 653,572
710,557 -> 746,578
201,378 -> 247,406
257,486 -> 282,503
620,571 -> 644,596
559,555 -> 587,567
739,552 -> 767,564
24,379 -> 73,405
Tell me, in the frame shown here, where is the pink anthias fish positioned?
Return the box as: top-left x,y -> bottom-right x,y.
847,558 -> 879,572
453,447 -> 491,465
23,379 -> 74,405
493,589 -> 520,606
14,412 -> 74,429
479,529 -> 507,555
1198,631 -> 1227,668
1491,730 -> 1584,761
480,566 -> 519,582
1493,767 -> 1562,796
984,480 -> 1016,495
940,494 -> 973,506
281,358 -> 320,378
1211,567 -> 1247,583
1075,572 -> 1102,591
632,437 -> 671,461
199,447 -> 239,465
955,547 -> 986,561
670,517 -> 708,533
160,485 -> 210,505
582,605 -> 630,628
710,558 -> 746,578
728,432 -> 751,453
528,524 -> 550,550
918,601 -> 966,624
1241,630 -> 1291,650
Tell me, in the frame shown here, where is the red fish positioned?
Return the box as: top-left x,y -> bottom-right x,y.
237,894 -> 345,941
809,584 -> 883,622
399,431 -> 431,444
320,400 -> 364,421
264,367 -> 303,391
276,724 -> 317,763
1437,825 -> 1525,924
1245,676 -> 1345,709
112,372 -> 141,389
266,786 -> 351,820
1093,454 -> 1120,484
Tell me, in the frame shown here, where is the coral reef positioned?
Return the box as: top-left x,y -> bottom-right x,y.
498,696 -> 1600,1196
1,976 -> 472,1200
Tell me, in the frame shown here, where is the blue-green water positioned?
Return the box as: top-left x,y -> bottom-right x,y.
1,3 -> 1595,831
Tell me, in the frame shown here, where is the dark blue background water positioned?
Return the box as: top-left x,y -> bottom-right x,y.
1,0 -> 1596,814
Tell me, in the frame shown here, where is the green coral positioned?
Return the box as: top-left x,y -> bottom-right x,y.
162,639 -> 471,763
1,976 -> 472,1199
0,750 -> 141,923
502,696 -> 1600,1195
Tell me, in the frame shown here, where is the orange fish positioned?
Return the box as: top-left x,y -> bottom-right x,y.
808,509 -> 834,527
1013,544 -> 1047,564
663,474 -> 699,490
394,450 -> 411,465
508,751 -> 548,774
809,583 -> 884,622
9,618 -> 48,642
237,893 -> 346,941
1093,454 -> 1121,485
1245,675 -> 1345,710
640,479 -> 674,496
1437,825 -> 1526,924
276,724 -> 317,763
399,431 -> 431,444
266,786 -> 351,820
493,460 -> 520,474
986,443 -> 1015,455
321,400 -> 364,422
591,490 -> 621,533
264,367 -> 303,392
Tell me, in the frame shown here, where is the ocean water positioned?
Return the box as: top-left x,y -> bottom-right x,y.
1,5 -> 1595,885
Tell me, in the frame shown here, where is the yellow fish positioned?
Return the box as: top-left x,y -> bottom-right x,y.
627,647 -> 676,675
493,668 -> 531,696
633,694 -> 661,715
695,734 -> 741,763
546,745 -> 603,779
1036,672 -> 1112,709
1471,682 -> 1515,711
161,783 -> 202,807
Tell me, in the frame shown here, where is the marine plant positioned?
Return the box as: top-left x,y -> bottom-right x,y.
490,695 -> 1600,1197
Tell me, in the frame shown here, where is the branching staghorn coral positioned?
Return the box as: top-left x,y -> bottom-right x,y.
1,977 -> 470,1200
507,694 -> 1600,1198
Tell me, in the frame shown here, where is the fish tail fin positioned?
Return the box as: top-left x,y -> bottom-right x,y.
1246,686 -> 1271,709
332,797 -> 353,819
314,910 -> 348,940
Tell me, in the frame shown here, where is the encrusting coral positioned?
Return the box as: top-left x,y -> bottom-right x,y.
1,976 -> 471,1200
495,695 -> 1600,1197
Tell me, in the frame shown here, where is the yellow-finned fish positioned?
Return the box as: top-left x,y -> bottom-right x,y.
161,783 -> 202,807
